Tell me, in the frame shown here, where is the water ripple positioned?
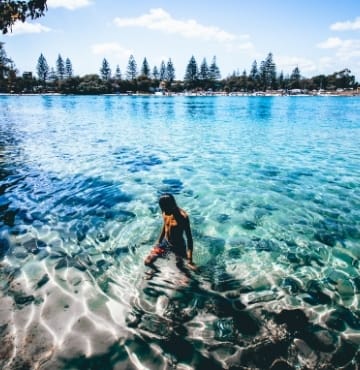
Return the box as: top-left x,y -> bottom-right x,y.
0,95 -> 360,369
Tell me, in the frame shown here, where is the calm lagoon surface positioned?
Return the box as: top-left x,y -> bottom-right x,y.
0,95 -> 360,369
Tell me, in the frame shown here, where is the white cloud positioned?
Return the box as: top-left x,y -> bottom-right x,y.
113,8 -> 237,43
330,16 -> 360,31
315,37 -> 360,78
337,40 -> 360,59
317,37 -> 343,49
318,37 -> 360,59
224,41 -> 255,56
47,0 -> 92,10
317,57 -> 335,72
236,41 -> 254,50
91,42 -> 133,59
9,22 -> 51,35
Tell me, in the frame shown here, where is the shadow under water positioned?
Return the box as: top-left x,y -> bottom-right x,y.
56,250 -> 360,370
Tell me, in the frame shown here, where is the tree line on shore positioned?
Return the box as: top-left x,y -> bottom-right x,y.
0,42 -> 358,95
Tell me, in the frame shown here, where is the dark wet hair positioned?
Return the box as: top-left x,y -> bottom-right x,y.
159,193 -> 178,214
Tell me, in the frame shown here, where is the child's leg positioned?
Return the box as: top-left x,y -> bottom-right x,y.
144,244 -> 166,266
144,253 -> 157,266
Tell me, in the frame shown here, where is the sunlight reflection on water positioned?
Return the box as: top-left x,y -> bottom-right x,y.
0,95 -> 360,369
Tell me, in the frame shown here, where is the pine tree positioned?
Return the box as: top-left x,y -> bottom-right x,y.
6,61 -> 16,92
159,60 -> 166,81
290,66 -> 301,89
36,53 -> 49,82
249,60 -> 259,91
65,58 -> 73,79
166,58 -> 175,82
141,57 -> 150,78
209,56 -> 221,80
259,60 -> 267,91
0,42 -> 12,80
115,64 -> 122,80
259,53 -> 277,90
100,58 -> 111,80
278,71 -> 285,89
152,66 -> 159,80
199,58 -> 210,80
48,67 -> 57,83
265,52 -> 277,89
240,69 -> 248,91
126,55 -> 137,80
184,55 -> 198,83
249,60 -> 258,80
56,54 -> 65,80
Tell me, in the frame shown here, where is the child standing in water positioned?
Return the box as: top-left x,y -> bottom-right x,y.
144,193 -> 195,269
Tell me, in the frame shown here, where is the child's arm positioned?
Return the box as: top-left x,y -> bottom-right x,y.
184,216 -> 193,263
156,224 -> 165,245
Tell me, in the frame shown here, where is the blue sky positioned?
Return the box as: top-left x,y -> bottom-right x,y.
2,0 -> 360,81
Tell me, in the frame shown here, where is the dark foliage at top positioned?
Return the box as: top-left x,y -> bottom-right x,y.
0,0 -> 47,34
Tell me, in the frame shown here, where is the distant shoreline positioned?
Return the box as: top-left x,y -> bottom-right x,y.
1,91 -> 359,97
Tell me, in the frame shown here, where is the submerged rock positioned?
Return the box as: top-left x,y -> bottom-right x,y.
251,238 -> 281,252
201,235 -> 226,256
241,220 -> 257,230
275,309 -> 309,333
216,214 -> 231,223
233,311 -> 260,335
127,154 -> 162,172
281,277 -> 302,294
23,238 -> 46,254
315,231 -> 337,247
0,237 -> 10,258
325,307 -> 360,331
3,209 -> 17,227
13,293 -> 35,308
227,247 -> 243,259
1,265 -> 21,285
303,280 -> 332,305
310,328 -> 338,352
286,252 -> 300,263
54,257 -> 69,270
324,310 -> 346,331
159,178 -> 184,194
204,294 -> 234,318
331,338 -> 358,367
36,274 -> 49,289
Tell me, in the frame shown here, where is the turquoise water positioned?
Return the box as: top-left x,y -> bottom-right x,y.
0,95 -> 360,369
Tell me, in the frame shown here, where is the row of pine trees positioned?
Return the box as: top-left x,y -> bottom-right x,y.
33,51 -> 358,93
34,51 -> 298,91
1,42 -> 358,94
36,53 -> 221,85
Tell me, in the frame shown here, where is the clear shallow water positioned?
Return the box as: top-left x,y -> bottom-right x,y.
0,95 -> 360,369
